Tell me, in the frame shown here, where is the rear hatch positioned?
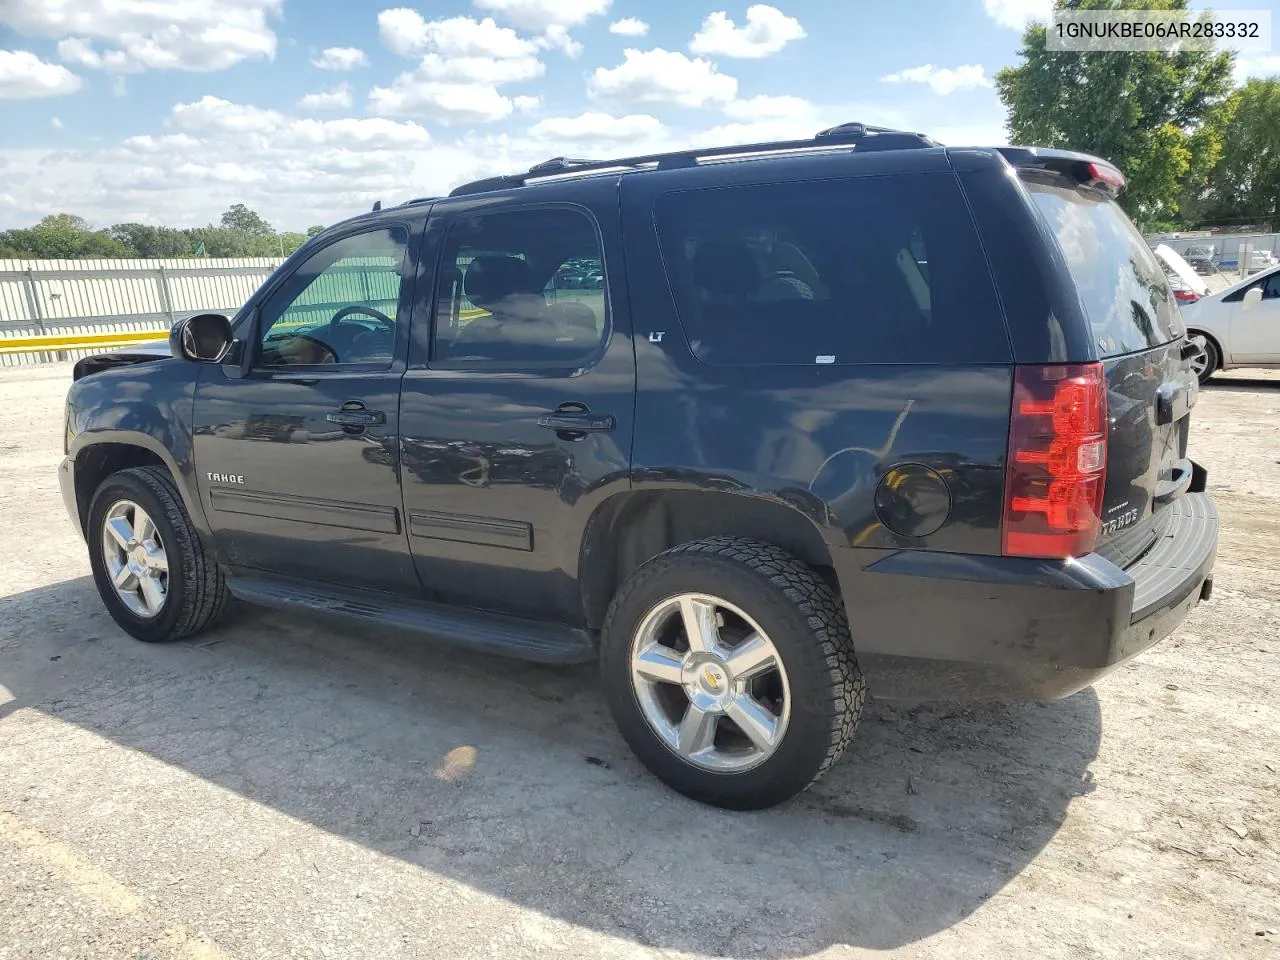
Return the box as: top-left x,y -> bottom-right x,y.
1024,179 -> 1196,567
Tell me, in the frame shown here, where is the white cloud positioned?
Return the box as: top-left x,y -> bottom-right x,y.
298,83 -> 353,110
311,47 -> 367,70
539,25 -> 582,58
472,0 -> 611,32
513,94 -> 541,111
692,118 -> 818,148
1234,54 -> 1280,84
609,17 -> 649,37
4,0 -> 281,73
983,0 -> 1052,30
589,48 -> 737,108
689,5 -> 805,59
880,64 -> 992,95
57,37 -> 140,72
111,74 -> 127,97
414,52 -> 544,84
368,78 -> 516,124
377,11 -> 538,59
528,111 -> 664,145
170,96 -> 283,134
0,49 -> 83,99
371,12 -> 543,123
168,96 -> 431,149
723,94 -> 812,120
51,116 -> 63,129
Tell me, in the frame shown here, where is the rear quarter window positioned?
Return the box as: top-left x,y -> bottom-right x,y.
1025,182 -> 1182,357
653,173 -> 1010,366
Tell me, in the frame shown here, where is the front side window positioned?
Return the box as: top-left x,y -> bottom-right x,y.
653,174 -> 1008,366
433,207 -> 607,364
258,227 -> 408,367
1262,270 -> 1280,300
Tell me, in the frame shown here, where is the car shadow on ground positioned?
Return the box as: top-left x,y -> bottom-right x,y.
1,576 -> 1101,957
1203,377 -> 1280,392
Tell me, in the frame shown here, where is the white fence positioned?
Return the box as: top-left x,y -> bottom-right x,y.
0,257 -> 284,366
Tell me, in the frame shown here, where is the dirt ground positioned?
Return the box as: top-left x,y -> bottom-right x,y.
1,361 -> 1277,960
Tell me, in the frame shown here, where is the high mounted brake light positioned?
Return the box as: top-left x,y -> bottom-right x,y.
996,148 -> 1128,197
1085,162 -> 1126,195
1002,363 -> 1108,559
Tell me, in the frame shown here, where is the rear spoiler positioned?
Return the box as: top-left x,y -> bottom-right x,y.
996,146 -> 1126,198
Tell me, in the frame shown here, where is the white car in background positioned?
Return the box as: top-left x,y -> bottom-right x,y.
1179,264 -> 1280,383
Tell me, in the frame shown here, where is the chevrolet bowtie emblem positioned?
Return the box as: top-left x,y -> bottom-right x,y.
704,669 -> 721,690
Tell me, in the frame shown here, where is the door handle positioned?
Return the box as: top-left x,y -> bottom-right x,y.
327,401 -> 386,428
537,411 -> 616,433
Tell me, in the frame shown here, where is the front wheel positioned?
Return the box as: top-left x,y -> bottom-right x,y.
87,466 -> 229,643
600,537 -> 866,810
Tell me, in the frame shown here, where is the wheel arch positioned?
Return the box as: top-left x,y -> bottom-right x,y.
69,433 -> 204,538
578,490 -> 838,630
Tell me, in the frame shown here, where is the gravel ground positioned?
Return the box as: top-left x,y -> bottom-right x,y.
1,361 -> 1277,960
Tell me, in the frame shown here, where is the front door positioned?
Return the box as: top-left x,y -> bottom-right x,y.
399,185 -> 635,623
1231,268 -> 1280,362
192,222 -> 422,595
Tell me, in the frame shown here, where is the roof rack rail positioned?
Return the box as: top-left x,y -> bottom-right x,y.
448,123 -> 938,197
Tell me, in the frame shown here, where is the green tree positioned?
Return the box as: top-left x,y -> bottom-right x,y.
306,224 -> 325,238
109,223 -> 192,258
995,0 -> 1234,225
279,231 -> 308,255
219,203 -> 273,236
1191,78 -> 1280,228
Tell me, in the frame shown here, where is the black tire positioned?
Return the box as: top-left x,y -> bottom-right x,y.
1189,332 -> 1219,384
87,465 -> 229,643
600,537 -> 866,810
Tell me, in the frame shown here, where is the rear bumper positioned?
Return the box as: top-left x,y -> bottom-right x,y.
839,492 -> 1218,701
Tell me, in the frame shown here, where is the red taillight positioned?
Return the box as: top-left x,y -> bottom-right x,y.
1173,288 -> 1199,303
1002,363 -> 1108,559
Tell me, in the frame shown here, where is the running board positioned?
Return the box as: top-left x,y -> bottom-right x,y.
226,576 -> 597,664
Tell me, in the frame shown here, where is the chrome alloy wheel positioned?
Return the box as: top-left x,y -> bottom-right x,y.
101,500 -> 169,618
630,593 -> 791,773
1187,335 -> 1210,378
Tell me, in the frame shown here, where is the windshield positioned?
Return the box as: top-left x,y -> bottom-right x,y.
1025,181 -> 1183,357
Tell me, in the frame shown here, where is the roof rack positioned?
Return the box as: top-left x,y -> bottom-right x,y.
448,122 -> 938,197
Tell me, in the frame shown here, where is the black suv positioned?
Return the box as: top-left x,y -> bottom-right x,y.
60,124 -> 1218,810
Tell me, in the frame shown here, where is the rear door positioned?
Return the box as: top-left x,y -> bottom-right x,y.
1024,181 -> 1194,564
398,180 -> 635,623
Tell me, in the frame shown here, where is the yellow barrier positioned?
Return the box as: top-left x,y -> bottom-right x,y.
0,329 -> 168,355
1,307 -> 494,356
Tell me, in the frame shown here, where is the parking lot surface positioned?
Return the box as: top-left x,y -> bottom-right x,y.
2,362 -> 1277,960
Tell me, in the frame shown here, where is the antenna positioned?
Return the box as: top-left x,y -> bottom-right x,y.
371,200 -> 382,212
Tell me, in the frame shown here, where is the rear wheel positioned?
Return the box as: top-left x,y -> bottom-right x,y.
1187,333 -> 1219,384
87,466 -> 229,643
600,537 -> 865,809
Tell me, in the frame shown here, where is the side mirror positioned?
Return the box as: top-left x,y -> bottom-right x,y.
170,313 -> 233,362
1242,286 -> 1264,310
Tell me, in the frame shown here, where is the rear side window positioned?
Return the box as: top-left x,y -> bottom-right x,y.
653,174 -> 1009,366
1025,182 -> 1182,357
432,207 -> 607,365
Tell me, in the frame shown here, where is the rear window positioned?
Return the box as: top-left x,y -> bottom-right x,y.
1025,182 -> 1182,357
654,174 -> 1010,366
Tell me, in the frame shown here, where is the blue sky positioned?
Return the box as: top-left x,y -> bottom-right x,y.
1,0 -> 1276,229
